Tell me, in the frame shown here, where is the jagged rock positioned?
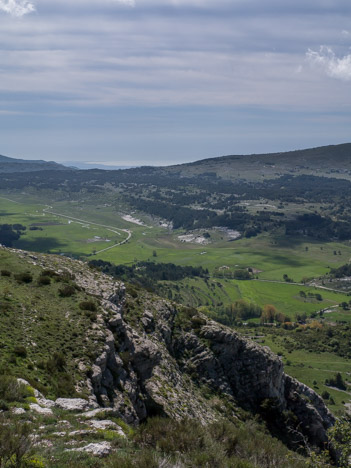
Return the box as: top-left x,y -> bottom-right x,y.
68,442 -> 112,457
29,404 -> 53,416
55,398 -> 90,411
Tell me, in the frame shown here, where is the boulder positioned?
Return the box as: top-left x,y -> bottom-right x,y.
29,404 -> 53,416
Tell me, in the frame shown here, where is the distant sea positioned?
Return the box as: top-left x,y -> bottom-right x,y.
62,162 -> 137,170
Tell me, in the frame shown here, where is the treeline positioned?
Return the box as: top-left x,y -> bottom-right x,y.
89,259 -> 208,291
285,214 -> 351,240
2,168 -> 351,204
127,196 -> 255,231
0,224 -> 26,247
214,301 -> 289,326
215,300 -> 262,326
330,263 -> 351,278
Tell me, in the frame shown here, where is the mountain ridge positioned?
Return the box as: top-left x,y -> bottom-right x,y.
1,142 -> 351,179
161,143 -> 351,181
0,153 -> 73,173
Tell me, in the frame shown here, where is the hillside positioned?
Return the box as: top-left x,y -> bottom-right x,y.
163,143 -> 351,181
0,154 -> 72,173
0,247 -> 338,466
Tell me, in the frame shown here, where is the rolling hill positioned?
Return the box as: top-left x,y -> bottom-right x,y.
0,154 -> 72,173
162,143 -> 351,181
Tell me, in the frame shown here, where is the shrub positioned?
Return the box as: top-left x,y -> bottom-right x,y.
79,300 -> 97,312
46,352 -> 66,372
0,416 -> 33,467
14,272 -> 33,284
0,399 -> 9,411
0,375 -> 30,403
40,269 -> 57,278
37,275 -> 51,286
234,269 -> 251,280
84,310 -> 97,321
58,284 -> 75,297
0,270 -> 11,277
14,346 -> 27,358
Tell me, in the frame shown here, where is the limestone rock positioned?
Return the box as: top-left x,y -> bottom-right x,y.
80,408 -> 115,419
29,404 -> 53,416
68,442 -> 112,457
12,407 -> 26,415
89,419 -> 126,437
55,398 -> 90,411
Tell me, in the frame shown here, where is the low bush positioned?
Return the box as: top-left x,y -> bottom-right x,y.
58,284 -> 76,297
79,300 -> 97,312
40,269 -> 58,278
14,272 -> 33,284
14,345 -> 27,358
46,352 -> 66,372
0,416 -> 33,467
37,276 -> 51,286
84,310 -> 97,321
0,270 -> 11,277
0,375 -> 31,403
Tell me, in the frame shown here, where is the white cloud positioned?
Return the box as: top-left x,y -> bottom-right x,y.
306,46 -> 351,81
0,0 -> 35,16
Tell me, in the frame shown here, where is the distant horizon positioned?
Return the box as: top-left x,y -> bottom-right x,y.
0,1 -> 350,165
3,140 -> 351,169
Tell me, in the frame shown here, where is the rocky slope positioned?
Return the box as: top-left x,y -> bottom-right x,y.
2,247 -> 334,451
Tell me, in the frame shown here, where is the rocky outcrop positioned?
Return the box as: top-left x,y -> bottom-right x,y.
11,248 -> 335,448
87,285 -> 335,447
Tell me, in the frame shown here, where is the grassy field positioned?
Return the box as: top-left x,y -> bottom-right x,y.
0,197 -> 129,256
2,193 -> 350,280
258,333 -> 351,414
1,193 -> 350,316
160,276 -> 350,321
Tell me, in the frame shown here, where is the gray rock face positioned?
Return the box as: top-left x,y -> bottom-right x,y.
87,284 -> 335,448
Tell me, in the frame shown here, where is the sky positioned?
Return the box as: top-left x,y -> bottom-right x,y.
0,0 -> 351,166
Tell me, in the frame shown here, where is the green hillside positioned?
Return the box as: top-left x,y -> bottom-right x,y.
163,143 -> 351,181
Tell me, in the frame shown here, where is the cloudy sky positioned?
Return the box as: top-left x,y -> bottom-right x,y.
0,0 -> 350,165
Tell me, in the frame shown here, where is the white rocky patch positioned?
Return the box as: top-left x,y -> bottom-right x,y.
55,398 -> 90,411
214,227 -> 241,240
29,403 -> 53,416
122,215 -> 145,226
178,234 -> 210,245
81,408 -> 115,419
12,407 -> 26,415
89,420 -> 126,437
67,442 -> 112,457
